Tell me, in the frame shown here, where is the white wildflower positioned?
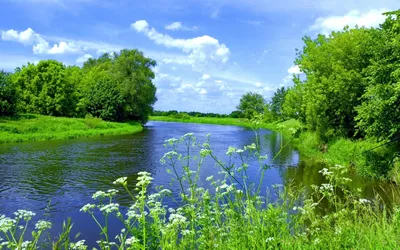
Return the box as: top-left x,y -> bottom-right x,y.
183,133 -> 194,138
200,149 -> 211,157
226,146 -> 236,155
359,198 -> 371,204
35,220 -> 52,231
318,168 -> 333,176
164,138 -> 178,145
113,177 -> 127,185
92,191 -> 107,200
236,149 -> 244,153
265,237 -> 274,243
169,214 -> 187,225
244,143 -> 257,150
14,210 -> 35,221
99,203 -> 119,214
320,183 -> 334,192
107,189 -> 119,196
0,215 -> 16,232
125,236 -> 139,245
80,203 -> 95,213
70,240 -> 87,250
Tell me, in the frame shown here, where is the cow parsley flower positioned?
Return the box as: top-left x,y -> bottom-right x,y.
35,220 -> 52,231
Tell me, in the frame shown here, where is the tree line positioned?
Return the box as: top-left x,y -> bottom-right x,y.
0,49 -> 157,124
152,110 -> 242,119
238,10 -> 400,145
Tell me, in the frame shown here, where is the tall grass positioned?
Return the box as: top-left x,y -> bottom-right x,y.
1,128 -> 400,249
0,114 -> 143,143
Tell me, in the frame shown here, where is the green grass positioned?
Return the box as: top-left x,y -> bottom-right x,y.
0,114 -> 143,143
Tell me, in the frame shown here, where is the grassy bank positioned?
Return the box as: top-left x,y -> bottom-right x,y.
0,114 -> 143,143
150,116 -> 396,180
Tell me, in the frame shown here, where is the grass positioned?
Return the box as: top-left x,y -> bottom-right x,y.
1,133 -> 400,249
0,114 -> 143,143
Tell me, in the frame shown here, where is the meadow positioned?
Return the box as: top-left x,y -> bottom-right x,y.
0,114 -> 143,143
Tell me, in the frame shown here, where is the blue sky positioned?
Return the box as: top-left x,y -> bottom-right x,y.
0,0 -> 398,113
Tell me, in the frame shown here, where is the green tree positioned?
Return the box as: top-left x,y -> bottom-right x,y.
82,49 -> 157,123
0,70 -> 18,116
236,92 -> 265,119
295,27 -> 375,139
356,10 -> 400,141
282,77 -> 306,122
12,60 -> 78,117
270,87 -> 287,120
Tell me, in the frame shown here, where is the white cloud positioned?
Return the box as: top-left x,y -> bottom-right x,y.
1,28 -> 84,55
255,82 -> 263,88
131,20 -> 230,70
287,65 -> 301,74
165,22 -> 198,31
1,28 -> 37,45
48,41 -> 81,54
76,53 -> 93,64
201,74 -> 211,80
283,65 -> 303,84
309,9 -> 387,35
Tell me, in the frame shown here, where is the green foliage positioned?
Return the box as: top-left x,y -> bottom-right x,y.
270,86 -> 287,119
82,49 -> 157,124
356,11 -> 400,141
295,28 -> 373,139
0,70 -> 18,116
236,92 -> 265,119
0,114 -> 142,143
81,68 -> 124,121
12,60 -> 79,117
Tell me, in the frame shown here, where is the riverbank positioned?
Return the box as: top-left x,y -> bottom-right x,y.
0,114 -> 143,143
150,116 -> 391,180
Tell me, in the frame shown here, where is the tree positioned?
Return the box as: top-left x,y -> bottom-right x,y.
0,70 -> 18,116
282,77 -> 306,122
81,49 -> 157,124
12,60 -> 78,117
270,87 -> 287,120
236,92 -> 265,119
294,27 -> 375,139
356,10 -> 400,141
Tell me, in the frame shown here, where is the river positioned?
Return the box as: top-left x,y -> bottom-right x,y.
0,121 -> 396,247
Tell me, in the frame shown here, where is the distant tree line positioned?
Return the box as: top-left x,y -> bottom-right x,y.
152,110 -> 243,119
0,49 -> 157,124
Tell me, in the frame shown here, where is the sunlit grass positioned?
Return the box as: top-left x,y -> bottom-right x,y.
0,114 -> 143,143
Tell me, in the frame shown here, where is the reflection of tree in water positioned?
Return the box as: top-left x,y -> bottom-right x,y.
263,130 -> 298,167
282,159 -> 400,210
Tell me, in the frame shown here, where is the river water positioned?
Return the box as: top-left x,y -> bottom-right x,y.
0,121 -> 397,247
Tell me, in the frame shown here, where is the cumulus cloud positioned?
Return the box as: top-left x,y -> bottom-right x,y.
283,65 -> 303,84
165,22 -> 198,31
49,41 -> 81,54
201,74 -> 211,80
1,27 -> 83,55
309,9 -> 387,35
287,65 -> 301,74
76,53 -> 93,64
255,82 -> 263,88
131,20 -> 230,70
